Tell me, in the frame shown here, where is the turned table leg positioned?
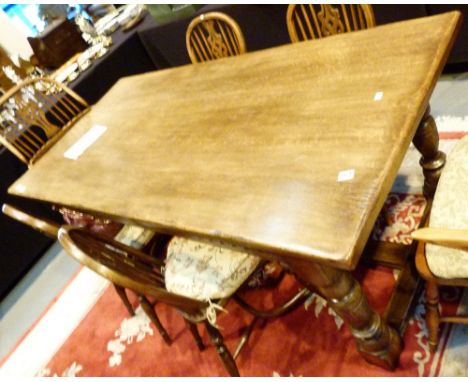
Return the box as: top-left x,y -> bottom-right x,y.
285,257 -> 402,370
412,105 -> 446,199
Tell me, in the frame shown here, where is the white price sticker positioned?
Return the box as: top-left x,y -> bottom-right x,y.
337,169 -> 355,182
374,91 -> 383,101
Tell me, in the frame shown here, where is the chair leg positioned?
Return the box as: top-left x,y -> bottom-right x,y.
139,295 -> 172,345
425,281 -> 440,352
183,317 -> 205,351
113,284 -> 135,316
205,322 -> 240,377
233,316 -> 265,360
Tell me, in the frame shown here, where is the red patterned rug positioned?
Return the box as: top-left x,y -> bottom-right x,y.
2,117 -> 468,377
37,271 -> 460,377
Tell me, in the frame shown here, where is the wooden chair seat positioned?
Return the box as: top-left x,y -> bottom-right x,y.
424,135 -> 468,278
165,236 -> 261,301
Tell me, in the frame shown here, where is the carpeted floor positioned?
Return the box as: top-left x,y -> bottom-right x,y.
29,268 -> 462,377
2,115 -> 468,377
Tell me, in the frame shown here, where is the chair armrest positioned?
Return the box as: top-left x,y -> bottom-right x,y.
411,227 -> 468,249
2,203 -> 60,238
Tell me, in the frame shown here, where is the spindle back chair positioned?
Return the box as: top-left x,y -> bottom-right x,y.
0,77 -> 89,167
58,226 -> 244,376
186,12 -> 246,63
286,4 -> 375,43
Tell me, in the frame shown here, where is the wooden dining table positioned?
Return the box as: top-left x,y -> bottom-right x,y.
8,12 -> 461,370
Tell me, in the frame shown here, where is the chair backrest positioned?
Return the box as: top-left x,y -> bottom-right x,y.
2,203 -> 59,238
58,226 -> 207,313
186,12 -> 246,63
286,4 -> 376,43
0,77 -> 89,167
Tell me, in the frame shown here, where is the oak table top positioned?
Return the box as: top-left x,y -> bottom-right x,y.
9,12 -> 461,270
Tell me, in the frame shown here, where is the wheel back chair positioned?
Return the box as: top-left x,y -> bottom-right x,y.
0,77 -> 88,167
412,135 -> 468,351
58,225 -> 254,376
186,12 -> 246,63
286,4 -> 375,43
0,77 -> 124,233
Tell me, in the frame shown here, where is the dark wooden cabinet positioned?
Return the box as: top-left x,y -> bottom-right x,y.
28,18 -> 88,69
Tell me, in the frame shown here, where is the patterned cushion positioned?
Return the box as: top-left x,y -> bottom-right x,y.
164,236 -> 262,301
426,135 -> 468,278
114,224 -> 155,249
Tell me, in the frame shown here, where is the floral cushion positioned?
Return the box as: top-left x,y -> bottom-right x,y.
164,236 -> 262,301
114,224 -> 155,249
426,135 -> 468,278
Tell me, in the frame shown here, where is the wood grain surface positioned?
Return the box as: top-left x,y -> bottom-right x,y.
9,12 -> 461,269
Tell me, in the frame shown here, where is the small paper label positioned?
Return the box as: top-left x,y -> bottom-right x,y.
15,184 -> 26,193
64,125 -> 107,160
337,169 -> 355,182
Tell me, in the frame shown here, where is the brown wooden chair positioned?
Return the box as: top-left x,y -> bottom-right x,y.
0,77 -> 89,167
411,135 -> 468,351
1,203 -> 153,320
58,225 -> 266,376
286,4 -> 376,43
0,77 -> 111,232
186,12 -> 246,63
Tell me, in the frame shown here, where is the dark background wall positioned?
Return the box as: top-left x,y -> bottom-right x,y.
139,4 -> 468,71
